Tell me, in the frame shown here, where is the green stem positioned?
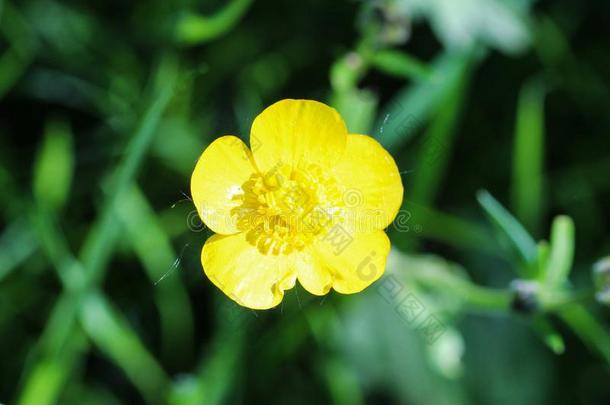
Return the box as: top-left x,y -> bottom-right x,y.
407,263 -> 512,313
539,289 -> 596,313
557,304 -> 610,363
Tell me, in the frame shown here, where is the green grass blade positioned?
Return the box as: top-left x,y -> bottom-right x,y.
116,186 -> 194,366
511,78 -> 546,235
396,201 -> 499,255
532,317 -> 565,355
17,331 -> 87,405
175,0 -> 253,45
410,58 -> 470,206
543,216 -> 575,287
369,50 -> 431,81
375,49 -> 476,151
25,208 -> 170,404
0,219 -> 38,281
33,118 -> 74,211
558,304 -> 610,364
80,58 -> 178,285
331,89 -> 378,135
0,1 -> 38,97
18,61 -> 178,403
80,292 -> 170,402
169,300 -> 249,405
476,190 -> 538,275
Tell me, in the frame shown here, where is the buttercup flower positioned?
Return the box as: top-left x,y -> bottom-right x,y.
191,99 -> 403,309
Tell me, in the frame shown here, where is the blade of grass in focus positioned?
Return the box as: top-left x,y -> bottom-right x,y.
511,78 -> 546,236
477,190 -> 538,276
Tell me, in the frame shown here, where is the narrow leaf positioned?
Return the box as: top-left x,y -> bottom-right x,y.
544,216 -> 575,287
175,0 -> 253,45
33,118 -> 74,211
369,50 -> 431,81
511,78 -> 545,235
80,292 -> 170,402
375,49 -> 475,151
476,190 -> 537,275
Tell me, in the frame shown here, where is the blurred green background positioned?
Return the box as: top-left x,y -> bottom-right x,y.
1,0 -> 610,404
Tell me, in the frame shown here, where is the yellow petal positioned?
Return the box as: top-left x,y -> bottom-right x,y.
296,255 -> 333,296
202,232 -> 301,309
305,230 -> 391,294
250,99 -> 347,173
331,134 -> 403,233
191,136 -> 256,235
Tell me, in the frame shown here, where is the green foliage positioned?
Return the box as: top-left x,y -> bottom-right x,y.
175,0 -> 254,45
1,0 -> 609,404
33,119 -> 74,211
477,190 -> 538,274
511,78 -> 546,235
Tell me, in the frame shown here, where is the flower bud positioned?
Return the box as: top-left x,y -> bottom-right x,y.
510,279 -> 539,314
593,257 -> 610,305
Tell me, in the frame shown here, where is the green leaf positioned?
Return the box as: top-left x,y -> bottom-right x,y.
511,78 -> 546,235
18,60 -> 178,404
80,56 -> 178,284
369,50 -> 431,81
375,49 -> 475,151
17,331 -> 87,405
409,58 -> 469,206
0,219 -> 38,282
175,0 -> 253,45
476,190 -> 538,275
543,216 -> 575,288
536,240 -> 550,276
532,317 -> 565,355
0,1 -> 38,97
33,118 -> 74,211
80,292 -> 170,402
116,186 -> 194,366
398,201 -> 499,255
558,304 -> 610,364
330,53 -> 366,93
331,88 -> 378,135
169,299 -> 249,405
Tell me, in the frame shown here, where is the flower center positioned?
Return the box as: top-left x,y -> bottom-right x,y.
232,163 -> 343,255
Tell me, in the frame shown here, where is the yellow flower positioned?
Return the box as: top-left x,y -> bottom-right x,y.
191,99 -> 403,309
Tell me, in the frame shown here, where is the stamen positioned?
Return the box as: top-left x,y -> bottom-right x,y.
231,162 -> 343,255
